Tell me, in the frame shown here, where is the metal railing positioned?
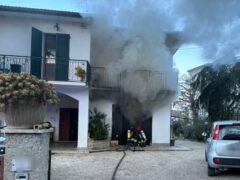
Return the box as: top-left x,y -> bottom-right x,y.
0,54 -> 90,84
89,67 -> 178,92
0,54 -> 178,91
120,70 -> 178,92
90,67 -> 120,89
0,55 -> 30,73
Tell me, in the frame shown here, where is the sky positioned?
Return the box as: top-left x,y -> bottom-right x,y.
173,45 -> 207,75
0,0 -> 207,75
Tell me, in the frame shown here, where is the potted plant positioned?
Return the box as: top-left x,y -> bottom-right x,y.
75,66 -> 86,81
0,73 -> 59,128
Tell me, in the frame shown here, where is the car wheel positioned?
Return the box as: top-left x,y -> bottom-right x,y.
208,165 -> 216,176
205,152 -> 208,162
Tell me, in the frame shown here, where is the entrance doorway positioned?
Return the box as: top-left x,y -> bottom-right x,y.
59,108 -> 78,141
112,105 -> 152,145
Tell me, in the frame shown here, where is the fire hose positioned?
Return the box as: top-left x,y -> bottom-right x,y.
89,145 -> 144,180
91,129 -> 147,180
111,149 -> 126,180
111,141 -> 145,180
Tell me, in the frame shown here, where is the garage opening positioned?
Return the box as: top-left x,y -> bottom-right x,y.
112,104 -> 152,145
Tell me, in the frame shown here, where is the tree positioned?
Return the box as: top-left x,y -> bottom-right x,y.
191,62 -> 240,121
174,74 -> 199,121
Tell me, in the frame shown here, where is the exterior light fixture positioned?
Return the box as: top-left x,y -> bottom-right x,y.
54,23 -> 60,31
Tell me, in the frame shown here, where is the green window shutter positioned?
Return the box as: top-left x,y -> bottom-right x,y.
30,27 -> 42,79
55,34 -> 70,81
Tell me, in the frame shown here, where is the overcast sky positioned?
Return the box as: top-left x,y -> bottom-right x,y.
0,0 -> 208,75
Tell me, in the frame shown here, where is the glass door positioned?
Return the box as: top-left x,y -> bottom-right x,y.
44,34 -> 56,80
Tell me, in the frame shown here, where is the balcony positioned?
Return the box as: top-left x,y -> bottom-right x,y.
90,67 -> 120,90
120,70 -> 178,94
0,54 -> 178,92
0,54 -> 90,85
90,68 -> 178,93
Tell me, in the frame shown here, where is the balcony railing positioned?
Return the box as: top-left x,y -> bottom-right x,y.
120,70 -> 178,93
89,67 -> 178,92
0,54 -> 178,91
0,54 -> 90,84
0,55 -> 30,73
90,67 -> 120,89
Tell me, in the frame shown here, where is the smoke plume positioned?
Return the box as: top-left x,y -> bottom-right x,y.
77,0 -> 240,122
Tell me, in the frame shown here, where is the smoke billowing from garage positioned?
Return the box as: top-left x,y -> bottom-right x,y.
78,0 -> 240,123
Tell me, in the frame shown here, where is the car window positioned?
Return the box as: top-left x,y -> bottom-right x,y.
219,125 -> 240,140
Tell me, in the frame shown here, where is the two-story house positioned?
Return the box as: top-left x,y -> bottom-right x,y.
0,5 -> 91,148
0,5 -> 180,149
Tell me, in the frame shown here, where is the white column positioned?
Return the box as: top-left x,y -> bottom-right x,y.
152,104 -> 171,144
77,89 -> 89,148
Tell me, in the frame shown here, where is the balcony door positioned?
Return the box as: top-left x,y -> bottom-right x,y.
44,34 -> 56,80
31,27 -> 70,81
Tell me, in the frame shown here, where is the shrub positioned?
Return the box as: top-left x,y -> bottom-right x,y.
172,120 -> 184,137
89,108 -> 109,140
0,73 -> 59,111
172,117 -> 212,142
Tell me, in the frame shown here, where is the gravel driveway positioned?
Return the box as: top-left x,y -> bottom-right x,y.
51,140 -> 240,180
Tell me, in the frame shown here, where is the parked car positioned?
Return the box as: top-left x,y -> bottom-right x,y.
205,120 -> 240,176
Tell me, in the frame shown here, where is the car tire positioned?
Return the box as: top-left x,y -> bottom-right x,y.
205,152 -> 208,162
208,165 -> 216,176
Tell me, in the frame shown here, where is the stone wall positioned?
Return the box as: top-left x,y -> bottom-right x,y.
3,129 -> 51,180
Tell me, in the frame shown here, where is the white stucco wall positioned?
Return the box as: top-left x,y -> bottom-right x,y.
90,100 -> 114,138
152,104 -> 171,144
55,86 -> 89,148
0,12 -> 91,61
44,105 -> 59,141
44,93 -> 78,141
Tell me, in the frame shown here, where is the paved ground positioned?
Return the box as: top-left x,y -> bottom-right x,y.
51,140 -> 240,180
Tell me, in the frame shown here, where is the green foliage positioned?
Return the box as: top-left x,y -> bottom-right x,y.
0,73 -> 59,111
89,108 -> 109,140
172,120 -> 184,136
191,63 -> 240,121
75,66 -> 86,79
172,118 -> 212,142
190,119 -> 211,141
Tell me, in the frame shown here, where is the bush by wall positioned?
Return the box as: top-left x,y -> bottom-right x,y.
89,108 -> 109,140
172,117 -> 212,142
0,73 -> 59,111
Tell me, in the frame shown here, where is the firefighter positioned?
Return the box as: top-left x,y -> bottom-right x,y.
127,125 -> 147,148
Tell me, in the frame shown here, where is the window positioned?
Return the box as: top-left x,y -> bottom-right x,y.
45,34 -> 56,64
219,125 -> 240,140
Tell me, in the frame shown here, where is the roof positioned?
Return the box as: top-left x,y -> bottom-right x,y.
187,64 -> 208,73
0,5 -> 82,18
187,63 -> 212,76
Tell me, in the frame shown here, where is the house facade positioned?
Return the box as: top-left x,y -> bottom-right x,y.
0,6 -> 91,148
0,6 -> 179,148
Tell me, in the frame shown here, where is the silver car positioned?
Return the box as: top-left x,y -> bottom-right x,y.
205,120 -> 240,176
